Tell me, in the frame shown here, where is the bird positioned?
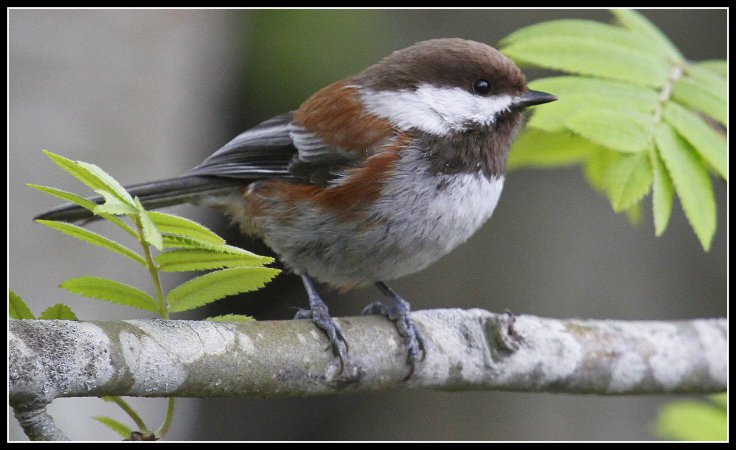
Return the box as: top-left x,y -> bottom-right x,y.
36,38 -> 557,378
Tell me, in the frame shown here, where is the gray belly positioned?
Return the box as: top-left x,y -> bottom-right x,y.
256,156 -> 505,288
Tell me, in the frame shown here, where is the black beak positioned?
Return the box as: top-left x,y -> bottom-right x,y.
513,90 -> 557,109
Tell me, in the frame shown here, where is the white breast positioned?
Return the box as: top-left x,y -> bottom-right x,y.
367,147 -> 504,280
238,146 -> 505,287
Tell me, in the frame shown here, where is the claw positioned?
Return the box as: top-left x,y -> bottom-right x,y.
293,308 -> 312,320
365,282 -> 427,379
298,275 -> 349,373
394,310 -> 426,379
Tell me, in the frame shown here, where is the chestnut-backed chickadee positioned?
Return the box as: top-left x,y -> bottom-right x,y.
37,38 -> 557,378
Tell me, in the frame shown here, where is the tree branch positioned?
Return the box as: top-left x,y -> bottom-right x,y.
10,309 -> 726,439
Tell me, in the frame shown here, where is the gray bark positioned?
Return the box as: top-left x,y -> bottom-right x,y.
9,309 -> 727,440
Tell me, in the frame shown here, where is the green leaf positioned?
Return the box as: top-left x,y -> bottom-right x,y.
500,19 -> 672,59
695,60 -> 726,78
42,150 -> 134,207
162,234 -> 259,254
655,124 -> 716,251
526,77 -> 657,133
27,184 -> 139,239
656,400 -> 726,441
610,9 -> 683,61
76,161 -> 135,206
566,110 -> 651,153
9,290 -> 35,319
43,150 -> 110,194
623,201 -> 643,225
501,36 -> 669,88
508,129 -> 602,170
528,94 -> 651,134
39,303 -> 78,320
672,78 -> 727,126
650,148 -> 675,236
93,416 -> 134,440
60,277 -> 159,313
35,220 -> 146,266
134,198 -> 163,251
156,248 -> 274,272
664,102 -> 726,180
93,198 -> 138,216
674,64 -> 727,126
167,267 -> 280,313
205,314 -> 256,323
582,150 -> 621,193
686,64 -> 727,103
606,152 -> 653,212
529,76 -> 659,104
148,212 -> 225,245
27,184 -> 99,211
163,234 -> 216,250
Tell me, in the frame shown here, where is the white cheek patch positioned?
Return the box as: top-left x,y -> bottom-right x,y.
359,84 -> 515,135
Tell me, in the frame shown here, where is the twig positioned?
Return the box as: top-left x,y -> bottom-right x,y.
9,309 -> 726,440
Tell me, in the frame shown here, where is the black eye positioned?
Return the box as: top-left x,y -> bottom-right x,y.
473,79 -> 492,95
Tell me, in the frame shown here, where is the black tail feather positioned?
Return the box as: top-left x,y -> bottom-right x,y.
34,175 -> 241,224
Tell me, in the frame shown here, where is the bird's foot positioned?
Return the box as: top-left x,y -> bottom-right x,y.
363,282 -> 426,380
297,275 -> 348,372
294,305 -> 348,370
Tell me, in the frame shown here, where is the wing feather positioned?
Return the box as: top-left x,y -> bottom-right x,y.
187,112 -> 297,179
188,80 -> 397,185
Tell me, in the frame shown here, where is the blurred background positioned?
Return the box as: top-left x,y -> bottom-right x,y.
9,9 -> 726,441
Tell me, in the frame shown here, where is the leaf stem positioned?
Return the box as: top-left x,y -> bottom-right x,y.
135,217 -> 167,319
649,60 -> 686,148
133,216 -> 177,439
155,397 -> 177,439
104,396 -> 149,433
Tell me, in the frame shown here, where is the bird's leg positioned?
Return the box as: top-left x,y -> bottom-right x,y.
362,282 -> 426,379
294,274 -> 348,371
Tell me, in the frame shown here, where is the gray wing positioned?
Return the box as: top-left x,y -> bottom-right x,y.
286,123 -> 362,185
36,113 -> 300,223
191,111 -> 361,184
34,111 -> 366,223
188,112 -> 298,179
